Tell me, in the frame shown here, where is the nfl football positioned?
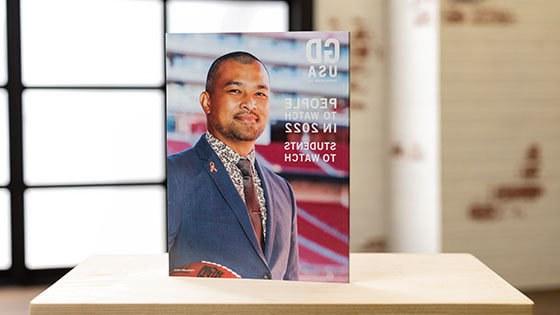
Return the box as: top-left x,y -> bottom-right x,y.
171,261 -> 241,278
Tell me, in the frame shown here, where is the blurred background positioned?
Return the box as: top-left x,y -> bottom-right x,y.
0,0 -> 558,314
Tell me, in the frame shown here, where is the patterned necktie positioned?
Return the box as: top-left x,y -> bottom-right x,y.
237,158 -> 264,251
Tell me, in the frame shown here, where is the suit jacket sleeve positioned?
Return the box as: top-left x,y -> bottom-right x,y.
283,181 -> 300,280
167,157 -> 182,251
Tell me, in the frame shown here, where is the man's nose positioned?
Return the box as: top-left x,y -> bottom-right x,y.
241,94 -> 257,111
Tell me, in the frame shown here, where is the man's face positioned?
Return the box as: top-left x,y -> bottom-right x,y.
203,60 -> 270,144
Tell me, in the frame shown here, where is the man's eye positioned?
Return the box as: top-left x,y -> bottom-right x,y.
256,92 -> 268,97
228,89 -> 241,94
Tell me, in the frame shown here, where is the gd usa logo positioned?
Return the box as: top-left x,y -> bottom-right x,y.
305,38 -> 340,79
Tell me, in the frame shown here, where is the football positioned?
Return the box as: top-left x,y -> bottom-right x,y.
171,261 -> 241,278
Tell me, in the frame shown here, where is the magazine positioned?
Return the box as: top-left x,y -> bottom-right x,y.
166,32 -> 349,282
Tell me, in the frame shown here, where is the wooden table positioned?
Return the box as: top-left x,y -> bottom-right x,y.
30,253 -> 533,314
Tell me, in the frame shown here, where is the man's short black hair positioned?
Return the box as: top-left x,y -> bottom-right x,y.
205,51 -> 268,93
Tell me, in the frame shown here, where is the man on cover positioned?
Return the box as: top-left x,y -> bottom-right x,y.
167,51 -> 299,280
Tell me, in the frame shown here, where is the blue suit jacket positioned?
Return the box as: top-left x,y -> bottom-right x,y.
167,136 -> 299,280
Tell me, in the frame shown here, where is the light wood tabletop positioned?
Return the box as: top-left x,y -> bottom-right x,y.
30,253 -> 533,314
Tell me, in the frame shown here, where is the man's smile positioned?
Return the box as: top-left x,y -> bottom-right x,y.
234,112 -> 259,123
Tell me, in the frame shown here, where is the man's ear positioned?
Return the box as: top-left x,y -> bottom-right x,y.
200,91 -> 211,114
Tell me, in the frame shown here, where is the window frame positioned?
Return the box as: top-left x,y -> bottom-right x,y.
0,0 -> 312,285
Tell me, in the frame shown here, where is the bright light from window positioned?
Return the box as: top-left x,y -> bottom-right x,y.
0,90 -> 8,186
167,0 -> 288,33
0,0 -> 6,85
23,90 -> 164,185
0,189 -> 10,270
25,186 -> 165,269
21,0 -> 163,86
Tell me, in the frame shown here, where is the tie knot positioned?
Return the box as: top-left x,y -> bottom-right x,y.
237,158 -> 252,177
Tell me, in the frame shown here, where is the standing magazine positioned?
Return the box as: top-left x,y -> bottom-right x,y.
166,32 -> 349,282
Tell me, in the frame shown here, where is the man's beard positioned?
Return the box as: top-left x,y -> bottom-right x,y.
216,119 -> 264,142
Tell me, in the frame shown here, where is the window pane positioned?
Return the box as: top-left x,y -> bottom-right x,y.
25,186 -> 165,269
0,90 -> 8,186
167,0 -> 288,33
0,0 -> 6,84
21,0 -> 163,86
0,189 -> 10,269
23,90 -> 164,185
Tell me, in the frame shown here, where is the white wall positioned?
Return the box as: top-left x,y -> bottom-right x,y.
315,0 -> 389,252
441,0 -> 560,289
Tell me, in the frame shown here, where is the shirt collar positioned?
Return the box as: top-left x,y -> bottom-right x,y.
205,131 -> 256,165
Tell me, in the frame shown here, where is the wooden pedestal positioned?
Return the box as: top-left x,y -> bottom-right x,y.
30,253 -> 533,314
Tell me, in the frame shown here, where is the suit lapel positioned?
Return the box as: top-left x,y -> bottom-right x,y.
194,136 -> 268,266
254,159 -> 275,262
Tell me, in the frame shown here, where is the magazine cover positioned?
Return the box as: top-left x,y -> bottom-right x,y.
166,32 -> 349,282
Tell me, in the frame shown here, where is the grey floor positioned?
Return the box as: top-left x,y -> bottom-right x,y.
0,285 -> 558,314
0,286 -> 46,315
525,289 -> 560,315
